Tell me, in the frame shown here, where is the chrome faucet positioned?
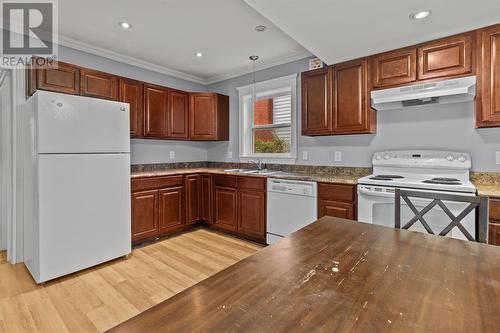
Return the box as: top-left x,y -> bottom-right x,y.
250,159 -> 266,170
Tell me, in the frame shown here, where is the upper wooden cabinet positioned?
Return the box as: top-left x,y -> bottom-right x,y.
332,59 -> 375,134
476,25 -> 500,127
36,61 -> 80,95
189,93 -> 229,140
80,68 -> 118,100
301,67 -> 333,135
168,89 -> 189,139
143,83 -> 169,138
119,78 -> 143,138
418,33 -> 473,80
370,48 -> 417,88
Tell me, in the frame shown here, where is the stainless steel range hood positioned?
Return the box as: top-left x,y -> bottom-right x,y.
371,76 -> 476,111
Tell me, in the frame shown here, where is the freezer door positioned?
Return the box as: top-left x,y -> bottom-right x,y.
37,153 -> 131,282
36,91 -> 130,153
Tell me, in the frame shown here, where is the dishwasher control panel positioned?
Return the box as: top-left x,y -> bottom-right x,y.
267,179 -> 317,197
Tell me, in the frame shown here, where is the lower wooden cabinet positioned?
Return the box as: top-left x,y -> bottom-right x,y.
488,197 -> 500,246
158,186 -> 184,234
131,190 -> 159,242
318,183 -> 356,220
201,174 -> 214,222
185,174 -> 201,225
214,175 -> 266,242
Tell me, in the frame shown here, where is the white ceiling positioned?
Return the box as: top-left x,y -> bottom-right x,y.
57,0 -> 310,85
244,0 -> 500,65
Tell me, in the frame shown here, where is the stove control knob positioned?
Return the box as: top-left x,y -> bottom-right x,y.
384,154 -> 391,160
446,154 -> 455,161
375,154 -> 382,160
458,156 -> 467,162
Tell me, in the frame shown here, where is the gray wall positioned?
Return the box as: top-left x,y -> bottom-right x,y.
58,45 -> 208,165
207,57 -> 500,172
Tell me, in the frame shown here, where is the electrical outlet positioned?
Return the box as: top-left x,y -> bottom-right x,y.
302,151 -> 309,161
169,151 -> 175,159
496,151 -> 500,165
228,151 -> 233,159
334,151 -> 342,162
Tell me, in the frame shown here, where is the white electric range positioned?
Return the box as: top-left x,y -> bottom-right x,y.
357,150 -> 477,240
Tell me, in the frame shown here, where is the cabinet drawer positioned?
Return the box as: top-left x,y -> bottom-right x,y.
238,176 -> 266,190
490,198 -> 500,223
214,174 -> 238,188
319,200 -> 355,220
318,183 -> 356,202
132,175 -> 184,192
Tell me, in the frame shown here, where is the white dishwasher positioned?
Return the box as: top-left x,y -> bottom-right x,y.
266,178 -> 318,244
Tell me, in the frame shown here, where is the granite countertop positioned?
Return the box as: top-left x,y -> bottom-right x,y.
131,168 -> 362,185
470,172 -> 500,197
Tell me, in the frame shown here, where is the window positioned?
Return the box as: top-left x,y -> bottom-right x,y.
238,74 -> 297,163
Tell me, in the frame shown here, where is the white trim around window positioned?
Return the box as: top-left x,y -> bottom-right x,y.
237,74 -> 297,164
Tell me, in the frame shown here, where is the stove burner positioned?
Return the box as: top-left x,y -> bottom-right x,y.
423,177 -> 462,185
369,175 -> 405,181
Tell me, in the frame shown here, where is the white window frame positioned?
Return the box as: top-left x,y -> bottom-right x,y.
237,74 -> 297,164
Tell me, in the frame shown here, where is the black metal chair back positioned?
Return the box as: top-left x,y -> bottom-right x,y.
394,189 -> 488,243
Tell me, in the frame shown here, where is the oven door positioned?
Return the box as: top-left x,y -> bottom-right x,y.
357,185 -> 476,240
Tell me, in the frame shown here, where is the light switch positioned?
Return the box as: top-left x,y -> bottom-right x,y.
169,151 -> 175,159
496,151 -> 500,165
334,151 -> 342,162
302,151 -> 309,160
228,151 -> 233,159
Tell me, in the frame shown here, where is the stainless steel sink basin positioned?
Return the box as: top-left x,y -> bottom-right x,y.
223,168 -> 277,175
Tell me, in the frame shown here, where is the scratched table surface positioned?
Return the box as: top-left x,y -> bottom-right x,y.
109,217 -> 500,333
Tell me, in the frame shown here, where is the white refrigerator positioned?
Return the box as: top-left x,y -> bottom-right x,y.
22,90 -> 131,283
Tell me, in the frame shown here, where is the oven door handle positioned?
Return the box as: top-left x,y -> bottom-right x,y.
358,187 -> 395,198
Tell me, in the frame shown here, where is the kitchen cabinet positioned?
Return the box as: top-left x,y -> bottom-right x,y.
301,67 -> 333,135
476,24 -> 500,127
189,93 -> 229,140
488,198 -> 500,246
143,83 -> 169,138
418,33 -> 474,81
80,68 -> 118,100
36,60 -> 80,95
214,187 -> 238,232
119,78 -> 143,138
332,59 -> 375,134
131,175 -> 185,243
201,174 -> 214,223
168,89 -> 189,139
318,183 -> 356,220
131,190 -> 159,242
158,186 -> 184,235
185,174 -> 201,224
370,47 -> 417,88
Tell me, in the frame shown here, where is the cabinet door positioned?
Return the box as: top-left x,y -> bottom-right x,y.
168,89 -> 189,139
418,33 -> 473,80
333,59 -> 374,134
319,200 -> 355,220
144,84 -> 169,138
214,187 -> 238,232
131,190 -> 158,242
489,224 -> 500,246
371,48 -> 417,88
80,69 -> 118,100
190,93 -> 216,140
201,174 -> 214,223
158,186 -> 184,234
119,78 -> 143,138
185,174 -> 201,224
37,61 -> 80,95
238,190 -> 266,240
301,67 -> 333,135
477,25 -> 500,127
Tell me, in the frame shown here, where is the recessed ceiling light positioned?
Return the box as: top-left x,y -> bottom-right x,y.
195,52 -> 204,58
255,25 -> 267,32
118,21 -> 132,29
410,10 -> 431,20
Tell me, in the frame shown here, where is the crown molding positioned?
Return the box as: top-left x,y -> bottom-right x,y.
57,35 -> 208,85
204,49 -> 312,85
57,35 -> 312,86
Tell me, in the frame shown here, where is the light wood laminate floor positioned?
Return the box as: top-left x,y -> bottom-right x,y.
0,228 -> 263,332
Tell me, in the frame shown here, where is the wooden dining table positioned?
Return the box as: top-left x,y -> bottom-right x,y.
109,217 -> 500,332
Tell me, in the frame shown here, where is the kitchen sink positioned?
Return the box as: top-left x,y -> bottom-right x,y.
223,168 -> 277,175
